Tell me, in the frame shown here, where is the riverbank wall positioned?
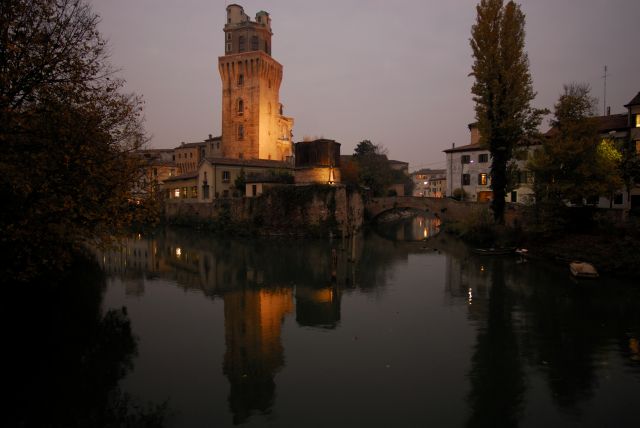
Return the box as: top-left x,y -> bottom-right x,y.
164,184 -> 363,237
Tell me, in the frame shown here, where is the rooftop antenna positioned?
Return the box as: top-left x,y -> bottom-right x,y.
602,65 -> 609,115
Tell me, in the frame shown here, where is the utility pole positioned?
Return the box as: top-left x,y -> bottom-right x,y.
602,65 -> 609,115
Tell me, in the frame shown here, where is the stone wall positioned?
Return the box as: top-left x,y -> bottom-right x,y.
164,184 -> 363,236
294,167 -> 341,185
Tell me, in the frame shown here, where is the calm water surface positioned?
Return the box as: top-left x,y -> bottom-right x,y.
20,216 -> 640,427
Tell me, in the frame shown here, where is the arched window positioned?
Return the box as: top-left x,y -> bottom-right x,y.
238,36 -> 246,52
237,98 -> 243,115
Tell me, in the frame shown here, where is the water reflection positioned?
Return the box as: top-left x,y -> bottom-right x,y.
374,212 -> 441,241
97,227 -> 640,426
5,261 -> 168,427
223,288 -> 292,424
466,259 -> 525,428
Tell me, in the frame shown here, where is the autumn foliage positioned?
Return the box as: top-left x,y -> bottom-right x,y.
0,0 -> 148,280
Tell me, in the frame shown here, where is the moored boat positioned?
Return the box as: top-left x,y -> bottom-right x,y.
569,261 -> 599,278
472,247 -> 516,256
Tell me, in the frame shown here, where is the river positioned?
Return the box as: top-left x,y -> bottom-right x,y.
9,215 -> 640,427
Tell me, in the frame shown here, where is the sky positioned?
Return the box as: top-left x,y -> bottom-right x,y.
92,0 -> 639,171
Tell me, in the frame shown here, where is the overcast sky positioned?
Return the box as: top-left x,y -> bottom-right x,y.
92,0 -> 639,171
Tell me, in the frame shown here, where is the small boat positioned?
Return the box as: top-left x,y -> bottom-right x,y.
472,247 -> 515,256
569,261 -> 599,278
515,248 -> 529,256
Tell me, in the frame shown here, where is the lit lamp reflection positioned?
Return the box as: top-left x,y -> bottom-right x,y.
295,284 -> 341,329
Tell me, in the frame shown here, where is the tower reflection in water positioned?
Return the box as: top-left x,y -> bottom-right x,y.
97,230 -> 346,423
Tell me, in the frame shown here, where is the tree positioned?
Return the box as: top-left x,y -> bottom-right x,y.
0,0 -> 147,280
234,168 -> 246,196
352,140 -> 393,196
470,0 -> 545,223
529,84 -> 623,223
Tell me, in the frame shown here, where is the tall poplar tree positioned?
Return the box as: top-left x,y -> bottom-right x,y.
470,0 -> 544,223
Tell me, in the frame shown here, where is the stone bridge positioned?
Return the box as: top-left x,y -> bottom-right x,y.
365,196 -> 483,222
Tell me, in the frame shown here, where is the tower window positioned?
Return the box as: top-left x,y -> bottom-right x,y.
226,32 -> 231,41
251,36 -> 258,51
237,74 -> 243,86
239,36 -> 245,52
237,98 -> 243,115
226,43 -> 231,52
238,124 -> 244,140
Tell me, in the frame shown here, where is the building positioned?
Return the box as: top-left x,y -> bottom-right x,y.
444,123 -> 537,203
132,149 -> 177,200
294,139 -> 341,184
411,168 -> 446,197
197,157 -> 291,200
445,91 -> 640,207
219,4 -> 294,161
174,135 -> 222,174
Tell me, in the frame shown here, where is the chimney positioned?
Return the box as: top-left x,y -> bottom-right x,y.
208,134 -> 212,139
452,143 -> 456,148
606,106 -> 611,116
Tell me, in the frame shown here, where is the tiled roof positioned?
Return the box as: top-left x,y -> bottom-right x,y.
163,171 -> 198,182
176,142 -> 205,149
443,143 -> 486,153
411,168 -> 446,175
544,113 -> 628,137
625,92 -> 640,107
202,157 -> 291,169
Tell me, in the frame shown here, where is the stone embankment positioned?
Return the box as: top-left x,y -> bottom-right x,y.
164,184 -> 363,237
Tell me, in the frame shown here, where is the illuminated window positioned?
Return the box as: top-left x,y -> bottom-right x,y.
174,188 -> 180,198
478,173 -> 488,185
462,174 -> 470,185
222,171 -> 230,182
635,140 -> 640,154
461,155 -> 471,164
478,154 -> 489,163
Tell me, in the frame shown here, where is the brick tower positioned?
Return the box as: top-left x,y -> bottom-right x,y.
218,4 -> 294,161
